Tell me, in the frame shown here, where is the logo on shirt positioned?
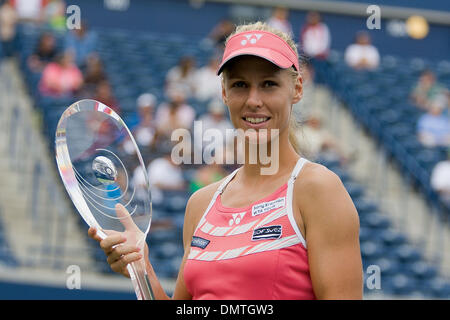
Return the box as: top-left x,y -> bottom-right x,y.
252,197 -> 285,217
191,236 -> 210,249
228,212 -> 246,226
241,33 -> 263,46
252,225 -> 282,241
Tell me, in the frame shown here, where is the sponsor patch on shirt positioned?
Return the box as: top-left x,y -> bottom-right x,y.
191,236 -> 210,249
252,225 -> 282,241
251,197 -> 285,216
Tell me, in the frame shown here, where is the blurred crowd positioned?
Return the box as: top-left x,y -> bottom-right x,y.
1,1 -> 449,208
409,67 -> 450,207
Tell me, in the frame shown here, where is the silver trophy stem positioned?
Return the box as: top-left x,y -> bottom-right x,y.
127,260 -> 155,300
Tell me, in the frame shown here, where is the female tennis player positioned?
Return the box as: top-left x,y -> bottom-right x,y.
88,22 -> 363,299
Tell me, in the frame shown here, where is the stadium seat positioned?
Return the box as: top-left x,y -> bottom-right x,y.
427,276 -> 450,299
393,244 -> 422,264
360,240 -> 385,260
373,257 -> 402,277
379,228 -> 407,247
407,261 -> 438,280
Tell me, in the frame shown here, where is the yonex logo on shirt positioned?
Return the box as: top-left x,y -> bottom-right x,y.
228,212 -> 246,226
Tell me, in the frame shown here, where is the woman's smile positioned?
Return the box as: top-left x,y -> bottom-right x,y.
242,112 -> 272,129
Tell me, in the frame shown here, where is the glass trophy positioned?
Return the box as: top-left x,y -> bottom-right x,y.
55,99 -> 154,300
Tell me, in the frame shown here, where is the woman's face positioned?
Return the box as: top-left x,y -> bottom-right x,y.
221,55 -> 302,144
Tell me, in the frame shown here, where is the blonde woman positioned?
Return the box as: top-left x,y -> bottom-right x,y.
89,22 -> 363,300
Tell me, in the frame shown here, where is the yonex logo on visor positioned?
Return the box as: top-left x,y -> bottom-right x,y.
241,33 -> 263,46
217,30 -> 299,75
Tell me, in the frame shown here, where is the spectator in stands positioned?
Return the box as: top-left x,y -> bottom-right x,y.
300,11 -> 330,60
133,93 -> 157,150
195,99 -> 233,156
344,31 -> 379,70
431,149 -> 450,206
0,0 -> 18,58
206,18 -> 235,51
410,69 -> 448,111
121,93 -> 157,159
193,55 -> 222,103
199,99 -> 232,133
27,32 -> 58,73
417,94 -> 450,147
78,54 -> 107,98
38,51 -> 83,98
297,113 -> 348,163
11,0 -> 45,24
266,6 -> 293,37
135,143 -> 186,206
93,80 -> 121,115
64,21 -> 98,68
44,0 -> 66,32
155,88 -> 196,142
189,163 -> 227,193
165,55 -> 197,99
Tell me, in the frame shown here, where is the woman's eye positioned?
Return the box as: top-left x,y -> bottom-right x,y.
232,81 -> 246,88
263,81 -> 277,87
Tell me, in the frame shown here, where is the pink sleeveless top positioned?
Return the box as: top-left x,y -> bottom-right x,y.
183,158 -> 316,300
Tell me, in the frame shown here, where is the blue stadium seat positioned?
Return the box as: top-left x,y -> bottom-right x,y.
353,198 -> 378,214
379,228 -> 407,247
360,213 -> 391,230
393,244 -> 422,264
372,257 -> 402,277
343,181 -> 364,200
407,261 -> 438,281
360,240 -> 385,260
358,226 -> 374,242
382,274 -> 418,296
161,190 -> 190,213
427,277 -> 450,299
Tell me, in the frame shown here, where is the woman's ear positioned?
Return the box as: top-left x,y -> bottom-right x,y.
221,79 -> 228,105
292,75 -> 303,104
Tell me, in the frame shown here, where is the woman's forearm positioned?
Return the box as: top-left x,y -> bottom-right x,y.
144,247 -> 171,300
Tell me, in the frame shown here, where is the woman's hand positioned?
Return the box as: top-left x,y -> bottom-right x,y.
88,227 -> 143,278
87,204 -> 147,278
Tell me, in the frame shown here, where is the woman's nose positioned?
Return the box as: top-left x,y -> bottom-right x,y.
246,86 -> 263,109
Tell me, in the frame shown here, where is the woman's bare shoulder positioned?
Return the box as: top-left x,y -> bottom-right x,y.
183,177 -> 227,238
187,180 -> 222,211
296,161 -> 343,191
295,161 -> 351,210
295,160 -> 357,225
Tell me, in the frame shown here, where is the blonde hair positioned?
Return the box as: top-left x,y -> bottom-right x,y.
221,21 -> 304,155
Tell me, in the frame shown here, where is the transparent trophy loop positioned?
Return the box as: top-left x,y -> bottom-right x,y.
55,99 -> 154,300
